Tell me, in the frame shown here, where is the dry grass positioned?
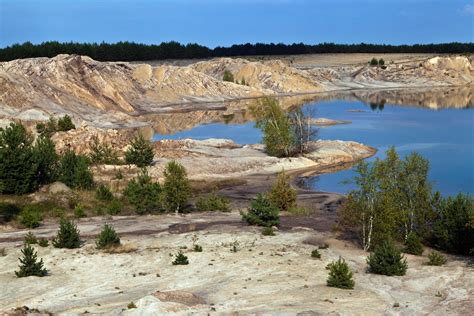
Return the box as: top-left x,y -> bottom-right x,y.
103,243 -> 138,254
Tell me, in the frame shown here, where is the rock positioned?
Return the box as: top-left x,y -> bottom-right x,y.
153,290 -> 206,306
47,182 -> 71,194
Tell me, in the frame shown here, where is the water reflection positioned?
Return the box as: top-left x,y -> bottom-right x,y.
150,86 -> 473,136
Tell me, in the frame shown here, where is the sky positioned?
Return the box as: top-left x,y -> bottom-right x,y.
0,0 -> 473,48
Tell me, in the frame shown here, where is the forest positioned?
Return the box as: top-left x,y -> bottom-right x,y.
0,41 -> 472,62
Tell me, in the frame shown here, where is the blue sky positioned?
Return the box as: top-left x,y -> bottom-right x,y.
0,0 -> 473,48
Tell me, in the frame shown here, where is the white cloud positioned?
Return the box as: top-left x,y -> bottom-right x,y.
461,4 -> 474,15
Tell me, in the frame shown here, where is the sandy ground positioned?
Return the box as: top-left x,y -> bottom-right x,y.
1,211 -> 473,315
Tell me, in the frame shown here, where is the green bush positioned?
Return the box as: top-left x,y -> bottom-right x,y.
124,169 -> 161,214
89,136 -> 120,165
426,251 -> 447,266
18,205 -> 43,228
53,218 -> 81,249
163,161 -> 191,213
367,240 -> 408,276
57,149 -> 94,189
107,199 -> 122,215
311,249 -> 321,259
96,184 -> 113,201
0,122 -> 39,194
124,134 -> 154,167
404,232 -> 424,255
172,251 -> 189,265
262,226 -> 275,236
38,238 -> 49,247
194,244 -> 203,252
57,115 -> 75,132
33,135 -> 59,185
127,302 -> 137,309
195,192 -> 230,212
24,231 -> 37,244
223,70 -> 234,82
15,244 -> 47,278
241,194 -> 279,227
431,193 -> 474,255
268,170 -> 297,212
37,115 -> 75,137
96,224 -> 121,249
0,202 -> 21,222
378,58 -> 385,66
326,258 -> 354,289
74,204 -> 86,218
370,58 -> 378,66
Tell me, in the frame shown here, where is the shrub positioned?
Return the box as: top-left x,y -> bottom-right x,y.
367,240 -> 408,276
107,199 -> 122,215
24,232 -> 37,244
53,218 -> 81,249
195,192 -> 230,212
96,224 -> 121,249
262,226 -> 275,236
57,115 -> 75,132
37,115 -> 75,137
241,194 -> 279,227
57,149 -> 94,189
194,244 -> 203,252
370,58 -> 378,66
172,251 -> 189,265
268,170 -> 297,212
127,302 -> 137,309
124,169 -> 161,214
38,238 -> 49,247
18,205 -> 43,228
15,243 -> 47,277
326,258 -> 355,289
311,249 -> 321,259
404,232 -> 424,255
223,70 -> 234,82
0,122 -> 38,194
378,58 -> 385,66
74,204 -> 86,218
33,135 -> 59,185
426,251 -> 447,266
0,202 -> 21,222
89,136 -> 120,165
163,161 -> 191,213
431,193 -> 474,255
124,134 -> 154,167
96,184 -> 113,201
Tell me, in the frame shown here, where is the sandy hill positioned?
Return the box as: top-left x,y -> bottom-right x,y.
0,54 -> 472,127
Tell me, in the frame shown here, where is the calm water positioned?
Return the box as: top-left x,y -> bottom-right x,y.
154,100 -> 474,196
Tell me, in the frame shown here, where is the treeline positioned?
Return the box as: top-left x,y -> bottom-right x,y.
0,41 -> 473,62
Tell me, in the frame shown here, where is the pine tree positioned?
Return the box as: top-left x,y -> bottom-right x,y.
242,194 -> 280,227
96,224 -> 120,249
367,240 -> 408,276
125,134 -> 154,167
53,218 -> 81,249
268,170 -> 297,212
404,232 -> 424,255
15,244 -> 47,277
163,161 -> 191,213
124,169 -> 162,214
172,251 -> 189,265
0,122 -> 39,194
326,257 -> 355,289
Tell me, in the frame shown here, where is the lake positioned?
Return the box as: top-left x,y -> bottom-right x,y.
154,94 -> 474,196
